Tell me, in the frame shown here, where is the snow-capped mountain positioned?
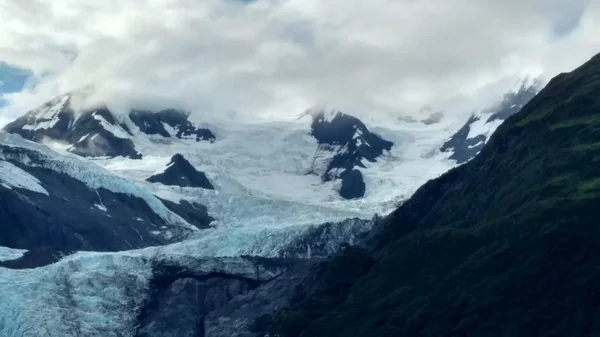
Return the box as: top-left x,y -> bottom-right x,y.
3,94 -> 216,160
303,109 -> 394,199
0,83 -> 541,233
146,153 -> 215,190
441,79 -> 541,163
0,79 -> 541,336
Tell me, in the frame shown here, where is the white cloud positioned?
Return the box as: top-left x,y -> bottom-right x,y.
0,0 -> 598,126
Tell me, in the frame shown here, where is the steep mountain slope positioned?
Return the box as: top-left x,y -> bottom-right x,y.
0,132 -> 204,268
256,53 -> 600,337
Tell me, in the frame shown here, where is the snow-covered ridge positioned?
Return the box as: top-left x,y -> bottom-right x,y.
0,213 -> 372,336
0,132 -> 191,229
441,81 -> 541,163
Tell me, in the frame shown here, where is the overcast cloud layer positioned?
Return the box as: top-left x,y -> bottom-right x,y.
0,0 -> 598,126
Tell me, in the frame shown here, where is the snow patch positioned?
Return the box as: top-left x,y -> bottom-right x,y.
467,140 -> 485,149
94,203 -> 107,212
92,112 -> 130,139
77,134 -> 89,143
162,122 -> 178,137
466,116 -> 503,140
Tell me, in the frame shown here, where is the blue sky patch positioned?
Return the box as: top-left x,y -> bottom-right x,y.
0,64 -> 31,107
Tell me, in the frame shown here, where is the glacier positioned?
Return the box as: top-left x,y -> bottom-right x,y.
0,83 -> 539,336
0,215 -> 372,337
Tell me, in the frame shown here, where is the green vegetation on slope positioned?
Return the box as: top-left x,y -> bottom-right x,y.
255,52 -> 600,337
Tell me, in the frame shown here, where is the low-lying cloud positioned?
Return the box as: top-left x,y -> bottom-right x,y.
0,0 -> 598,126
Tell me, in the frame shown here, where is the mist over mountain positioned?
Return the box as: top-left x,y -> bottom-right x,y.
1,1 -> 599,336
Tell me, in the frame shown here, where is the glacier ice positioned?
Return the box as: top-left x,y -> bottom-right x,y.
0,247 -> 27,263
0,216 -> 365,337
0,161 -> 49,195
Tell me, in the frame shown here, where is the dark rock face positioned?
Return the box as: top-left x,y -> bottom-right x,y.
441,83 -> 539,164
130,109 -> 216,142
160,198 -> 215,230
68,109 -> 141,159
440,115 -> 487,164
147,154 -> 214,189
137,277 -> 258,337
338,169 -> 365,200
309,111 -> 393,200
204,262 -> 314,337
135,258 -> 314,337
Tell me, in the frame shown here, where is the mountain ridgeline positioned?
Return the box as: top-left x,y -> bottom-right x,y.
254,54 -> 600,336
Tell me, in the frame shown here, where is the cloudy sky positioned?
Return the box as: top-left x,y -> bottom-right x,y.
0,0 -> 598,126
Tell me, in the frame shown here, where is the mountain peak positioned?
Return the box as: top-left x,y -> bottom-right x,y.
146,153 -> 214,190
3,94 -> 216,159
306,108 -> 393,199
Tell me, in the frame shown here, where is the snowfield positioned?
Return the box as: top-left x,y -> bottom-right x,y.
84,112 -> 462,222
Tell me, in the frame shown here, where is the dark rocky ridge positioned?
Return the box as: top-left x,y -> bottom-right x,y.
147,154 -> 214,190
0,144 -> 213,269
441,82 -> 540,163
309,111 -> 393,199
0,161 -> 170,268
